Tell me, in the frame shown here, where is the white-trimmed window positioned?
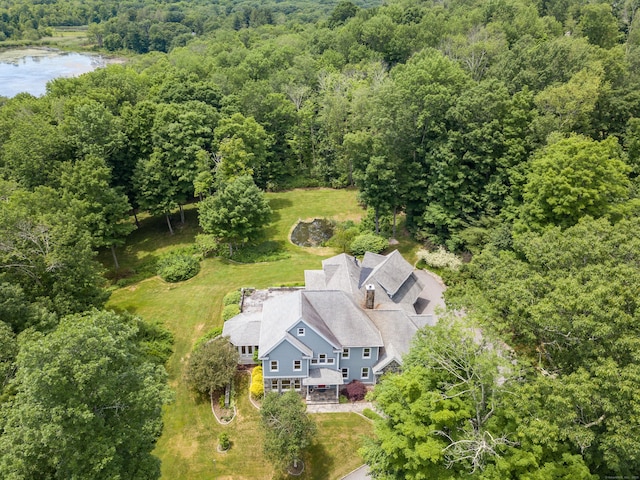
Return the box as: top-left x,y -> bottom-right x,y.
361,367 -> 370,379
241,345 -> 253,355
293,379 -> 301,390
342,348 -> 350,359
297,327 -> 305,336
281,379 -> 291,390
318,353 -> 327,363
362,348 -> 371,359
270,360 -> 279,372
293,360 -> 302,371
271,379 -> 278,390
342,368 -> 349,379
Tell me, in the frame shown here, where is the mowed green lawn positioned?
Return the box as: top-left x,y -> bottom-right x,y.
106,188 -> 376,479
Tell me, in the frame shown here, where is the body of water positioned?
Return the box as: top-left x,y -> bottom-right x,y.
0,49 -> 110,98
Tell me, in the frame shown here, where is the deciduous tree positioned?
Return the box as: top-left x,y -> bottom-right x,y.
519,134 -> 632,230
198,175 -> 271,255
184,336 -> 238,396
261,390 -> 316,471
0,310 -> 172,479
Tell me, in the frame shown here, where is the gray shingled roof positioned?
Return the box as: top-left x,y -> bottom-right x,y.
321,254 -> 362,300
366,309 -> 419,373
259,292 -> 306,356
389,273 -> 425,311
251,251 -> 445,371
362,249 -> 414,297
302,291 -> 383,347
258,289 -> 384,357
222,311 -> 262,346
359,252 -> 386,285
304,270 -> 326,290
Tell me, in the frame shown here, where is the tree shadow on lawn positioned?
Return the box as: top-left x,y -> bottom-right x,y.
268,197 -> 294,212
129,207 -> 201,253
304,441 -> 335,480
269,442 -> 333,480
263,209 -> 283,240
100,207 -> 201,283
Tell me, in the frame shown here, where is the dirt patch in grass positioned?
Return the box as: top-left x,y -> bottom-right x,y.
170,433 -> 199,459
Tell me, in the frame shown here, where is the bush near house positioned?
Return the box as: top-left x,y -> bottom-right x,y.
223,289 -> 242,306
193,326 -> 222,351
222,304 -> 241,321
350,233 -> 388,256
251,366 -> 264,399
340,380 -> 367,402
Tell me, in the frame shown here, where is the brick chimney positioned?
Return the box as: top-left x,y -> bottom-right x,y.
365,284 -> 375,309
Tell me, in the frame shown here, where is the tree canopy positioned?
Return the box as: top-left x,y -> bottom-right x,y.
184,336 -> 239,396
261,390 -> 316,471
0,310 -> 173,479
198,175 -> 271,255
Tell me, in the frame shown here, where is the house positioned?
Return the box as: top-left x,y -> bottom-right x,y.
222,250 -> 445,403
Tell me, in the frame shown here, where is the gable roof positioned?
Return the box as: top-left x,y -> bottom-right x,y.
302,291 -> 383,347
361,250 -> 414,297
306,250 -> 425,309
258,289 -> 384,357
321,253 -> 362,299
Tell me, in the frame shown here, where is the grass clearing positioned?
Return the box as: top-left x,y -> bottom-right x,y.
105,188 -> 399,479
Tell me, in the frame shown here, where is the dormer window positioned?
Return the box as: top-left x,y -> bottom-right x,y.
297,327 -> 305,336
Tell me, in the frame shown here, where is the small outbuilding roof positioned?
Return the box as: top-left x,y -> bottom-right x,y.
222,311 -> 262,346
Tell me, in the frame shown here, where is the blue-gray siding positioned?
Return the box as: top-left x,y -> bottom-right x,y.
339,346 -> 379,384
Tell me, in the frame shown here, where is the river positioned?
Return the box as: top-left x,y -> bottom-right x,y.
0,48 -> 115,98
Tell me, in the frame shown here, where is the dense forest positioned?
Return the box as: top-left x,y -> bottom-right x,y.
1,0 -> 640,477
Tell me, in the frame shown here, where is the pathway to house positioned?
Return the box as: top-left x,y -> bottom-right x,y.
306,401 -> 375,414
340,465 -> 371,479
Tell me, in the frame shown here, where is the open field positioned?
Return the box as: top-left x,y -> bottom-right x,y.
105,188 -> 404,479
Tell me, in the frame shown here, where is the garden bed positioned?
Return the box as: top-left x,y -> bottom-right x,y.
211,389 -> 236,424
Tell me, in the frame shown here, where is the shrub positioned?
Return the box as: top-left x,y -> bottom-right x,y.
157,253 -> 200,283
250,366 -> 264,399
350,233 -> 388,256
362,408 -> 382,421
416,246 -> 462,271
218,432 -> 230,451
223,289 -> 242,306
195,234 -> 223,258
222,304 -> 241,321
340,380 -> 367,402
359,207 -> 393,237
326,221 -> 360,253
230,241 -> 289,263
193,326 -> 222,351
